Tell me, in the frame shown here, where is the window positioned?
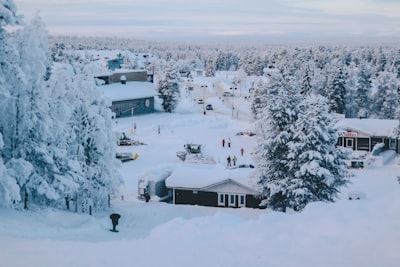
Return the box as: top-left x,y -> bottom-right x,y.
218,193 -> 226,206
346,139 -> 353,148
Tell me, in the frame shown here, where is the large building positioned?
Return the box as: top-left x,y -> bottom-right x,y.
97,80 -> 158,117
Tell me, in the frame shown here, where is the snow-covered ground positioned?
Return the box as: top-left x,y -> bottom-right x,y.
1,72 -> 400,267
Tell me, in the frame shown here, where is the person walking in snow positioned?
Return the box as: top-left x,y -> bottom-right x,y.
222,138 -> 225,147
227,138 -> 231,148
240,147 -> 244,156
227,156 -> 231,167
232,155 -> 237,166
110,213 -> 121,232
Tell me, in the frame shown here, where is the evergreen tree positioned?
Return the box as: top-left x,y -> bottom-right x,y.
253,70 -> 302,212
372,71 -> 399,119
355,65 -> 372,118
286,95 -> 351,211
157,64 -> 181,112
204,56 -> 215,77
327,65 -> 347,114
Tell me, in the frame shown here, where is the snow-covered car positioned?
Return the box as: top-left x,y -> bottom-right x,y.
223,92 -> 234,97
205,104 -> 213,110
197,99 -> 204,104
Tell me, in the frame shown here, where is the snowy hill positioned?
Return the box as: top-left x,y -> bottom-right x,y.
1,72 -> 400,267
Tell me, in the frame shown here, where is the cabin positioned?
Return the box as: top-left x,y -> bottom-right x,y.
97,80 -> 157,117
336,118 -> 399,153
166,164 -> 263,208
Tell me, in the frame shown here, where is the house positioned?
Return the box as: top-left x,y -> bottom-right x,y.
97,80 -> 158,117
166,163 -> 263,208
336,118 -> 399,153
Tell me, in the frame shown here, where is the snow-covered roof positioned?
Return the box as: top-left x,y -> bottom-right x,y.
336,118 -> 399,137
166,163 -> 256,191
97,81 -> 157,102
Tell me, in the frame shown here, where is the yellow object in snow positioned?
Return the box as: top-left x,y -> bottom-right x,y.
133,153 -> 139,160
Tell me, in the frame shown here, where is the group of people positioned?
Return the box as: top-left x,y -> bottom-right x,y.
222,138 -> 245,167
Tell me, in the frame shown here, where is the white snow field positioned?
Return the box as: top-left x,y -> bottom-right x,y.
1,73 -> 400,267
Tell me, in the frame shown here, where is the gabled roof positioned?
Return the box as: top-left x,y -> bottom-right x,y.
97,81 -> 157,102
336,119 -> 398,137
165,163 -> 258,193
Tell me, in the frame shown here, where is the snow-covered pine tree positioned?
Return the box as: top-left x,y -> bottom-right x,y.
327,64 -> 347,114
372,71 -> 399,119
253,70 -> 302,212
286,95 -> 351,211
65,62 -> 122,213
355,65 -> 372,118
157,63 -> 180,112
300,65 -> 312,96
204,56 -> 215,77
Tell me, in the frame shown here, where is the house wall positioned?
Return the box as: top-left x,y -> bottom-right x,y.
174,190 -> 217,207
173,189 -> 263,208
338,136 -> 395,152
110,72 -> 148,83
112,97 -> 154,117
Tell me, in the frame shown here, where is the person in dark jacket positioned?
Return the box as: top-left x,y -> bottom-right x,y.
110,213 -> 121,231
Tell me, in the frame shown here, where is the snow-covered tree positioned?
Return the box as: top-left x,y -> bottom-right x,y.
355,65 -> 372,118
204,56 -> 215,77
372,71 -> 399,119
0,134 -> 20,208
286,95 -> 351,211
61,62 -> 122,213
253,70 -> 302,212
327,65 -> 347,114
157,63 -> 180,112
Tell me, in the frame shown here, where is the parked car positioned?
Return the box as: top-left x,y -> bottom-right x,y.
197,99 -> 204,104
223,92 -> 234,97
205,104 -> 213,110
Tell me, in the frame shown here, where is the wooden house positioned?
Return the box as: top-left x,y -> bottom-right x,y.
166,163 -> 263,208
336,118 -> 399,153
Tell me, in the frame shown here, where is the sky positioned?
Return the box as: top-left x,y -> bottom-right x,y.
12,0 -> 400,42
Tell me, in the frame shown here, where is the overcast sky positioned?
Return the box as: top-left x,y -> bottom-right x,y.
13,0 -> 400,42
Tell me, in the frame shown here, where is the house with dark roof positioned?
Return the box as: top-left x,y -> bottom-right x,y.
166,163 -> 263,208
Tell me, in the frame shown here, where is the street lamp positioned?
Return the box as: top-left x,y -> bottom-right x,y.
201,85 -> 207,109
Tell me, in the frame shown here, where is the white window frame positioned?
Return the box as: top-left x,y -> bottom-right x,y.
218,193 -> 226,206
346,139 -> 353,148
238,195 -> 246,207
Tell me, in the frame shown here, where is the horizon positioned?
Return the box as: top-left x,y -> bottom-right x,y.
13,0 -> 400,43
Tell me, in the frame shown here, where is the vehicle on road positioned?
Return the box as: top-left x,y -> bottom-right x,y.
205,104 -> 213,110
223,92 -> 234,97
197,99 -> 204,104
